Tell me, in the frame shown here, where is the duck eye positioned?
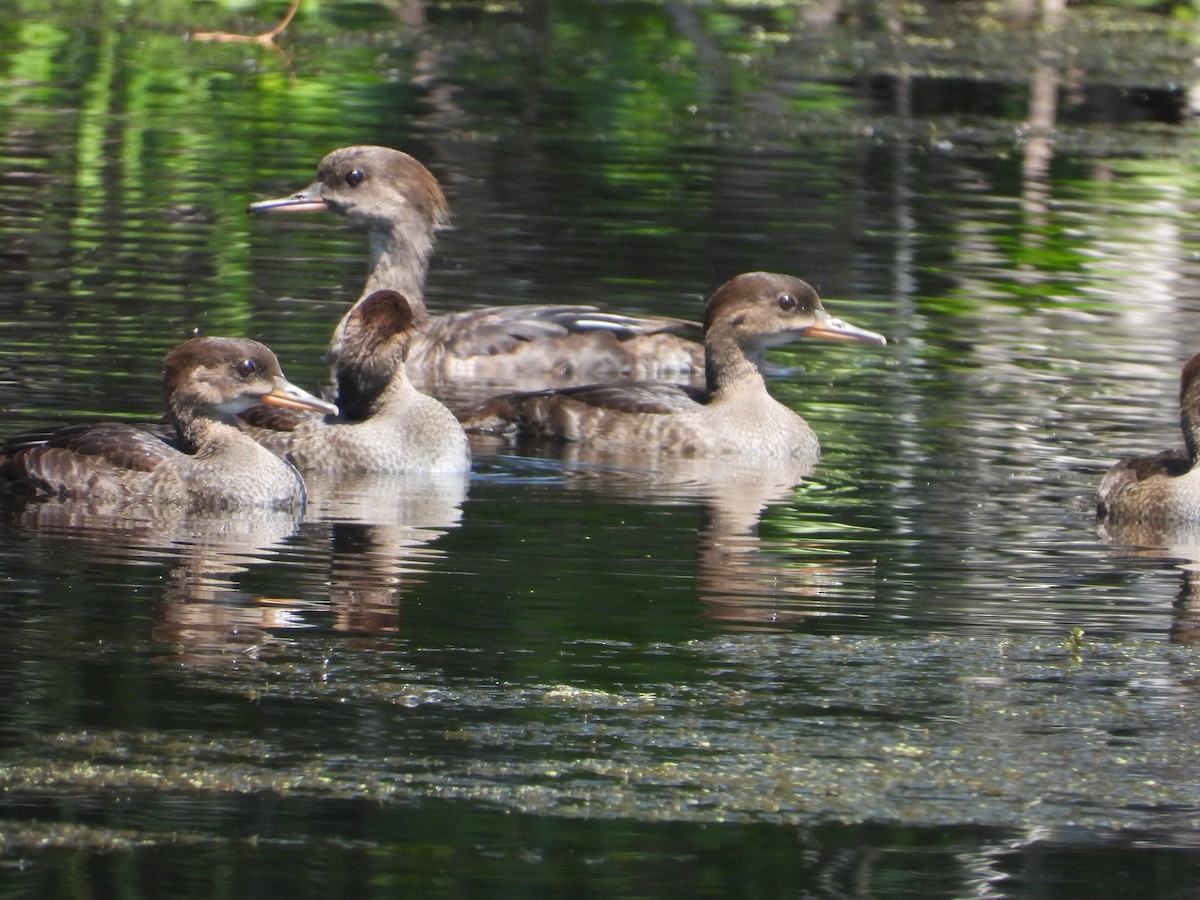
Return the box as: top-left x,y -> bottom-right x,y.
345,169 -> 365,187
236,359 -> 257,379
778,294 -> 797,311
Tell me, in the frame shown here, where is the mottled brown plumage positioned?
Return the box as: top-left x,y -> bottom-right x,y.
458,272 -> 886,463
1098,353 -> 1200,525
249,145 -> 705,400
0,337 -> 337,511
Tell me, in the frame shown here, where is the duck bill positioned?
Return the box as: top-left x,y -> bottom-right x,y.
803,311 -> 887,346
247,181 -> 327,214
260,377 -> 340,417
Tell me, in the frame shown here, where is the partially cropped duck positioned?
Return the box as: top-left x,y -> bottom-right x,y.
458,272 -> 886,462
249,145 -> 704,408
0,337 -> 337,512
240,289 -> 471,475
1098,353 -> 1200,525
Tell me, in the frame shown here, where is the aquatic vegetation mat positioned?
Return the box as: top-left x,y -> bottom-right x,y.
3,633 -> 1199,833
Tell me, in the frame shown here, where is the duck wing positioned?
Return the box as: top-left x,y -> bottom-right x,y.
546,381 -> 706,414
1121,449 -> 1191,481
459,381 -> 704,437
1097,448 -> 1192,521
424,305 -> 697,358
0,422 -> 181,499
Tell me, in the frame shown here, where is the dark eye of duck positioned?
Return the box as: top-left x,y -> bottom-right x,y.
345,169 -> 365,187
778,293 -> 797,311
236,359 -> 257,379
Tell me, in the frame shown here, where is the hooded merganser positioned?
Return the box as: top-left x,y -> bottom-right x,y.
0,337 -> 337,511
249,145 -> 704,407
241,290 -> 471,475
1098,352 -> 1200,525
458,272 -> 885,462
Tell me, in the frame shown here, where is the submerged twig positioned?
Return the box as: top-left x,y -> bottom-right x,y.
191,0 -> 301,46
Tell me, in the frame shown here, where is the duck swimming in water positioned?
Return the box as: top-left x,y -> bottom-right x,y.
240,289 -> 471,475
1098,352 -> 1200,526
0,337 -> 337,512
458,272 -> 886,463
249,145 -> 704,413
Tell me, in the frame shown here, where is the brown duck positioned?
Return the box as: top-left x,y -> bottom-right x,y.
0,337 -> 337,511
240,290 -> 471,475
1098,352 -> 1200,525
249,145 -> 704,412
458,272 -> 885,462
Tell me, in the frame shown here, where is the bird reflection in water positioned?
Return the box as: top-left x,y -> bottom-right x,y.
476,441 -> 878,630
0,469 -> 469,666
690,463 -> 877,629
1,498 -> 303,667
1100,517 -> 1200,647
300,470 -> 469,636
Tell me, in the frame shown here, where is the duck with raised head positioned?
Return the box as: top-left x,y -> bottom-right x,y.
0,337 -> 337,512
249,145 -> 704,407
240,289 -> 471,475
458,272 -> 886,462
1098,353 -> 1200,525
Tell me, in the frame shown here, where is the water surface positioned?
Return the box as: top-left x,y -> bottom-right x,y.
3,1 -> 1200,896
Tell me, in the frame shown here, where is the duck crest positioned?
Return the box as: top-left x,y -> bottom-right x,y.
335,290 -> 416,420
1181,352 -> 1200,464
342,290 -> 415,359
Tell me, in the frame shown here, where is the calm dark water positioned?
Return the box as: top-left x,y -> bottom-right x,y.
3,1 -> 1200,897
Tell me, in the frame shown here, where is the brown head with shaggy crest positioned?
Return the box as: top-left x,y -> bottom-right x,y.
333,290 -> 419,420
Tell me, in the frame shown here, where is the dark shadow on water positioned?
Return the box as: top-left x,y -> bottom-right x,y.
2,797 -> 1200,899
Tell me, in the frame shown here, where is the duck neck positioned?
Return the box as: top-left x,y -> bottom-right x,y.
704,334 -> 766,398
170,409 -> 240,458
1184,410 -> 1200,469
364,364 -> 416,418
165,401 -> 197,453
363,224 -> 434,324
335,352 -> 410,422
